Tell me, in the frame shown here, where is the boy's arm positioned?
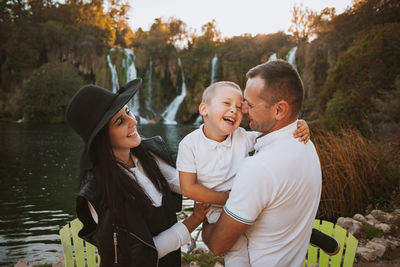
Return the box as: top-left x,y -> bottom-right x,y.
179,171 -> 229,205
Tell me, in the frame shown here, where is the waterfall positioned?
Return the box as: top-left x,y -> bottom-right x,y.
286,46 -> 298,68
107,48 -> 148,124
195,54 -> 219,124
268,53 -> 277,62
161,58 -> 187,124
122,49 -> 139,115
106,48 -> 119,93
145,58 -> 156,118
210,54 -> 218,84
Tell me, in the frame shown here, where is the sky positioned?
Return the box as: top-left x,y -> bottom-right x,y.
127,0 -> 354,38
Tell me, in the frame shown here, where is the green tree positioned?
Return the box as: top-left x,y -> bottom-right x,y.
22,62 -> 84,122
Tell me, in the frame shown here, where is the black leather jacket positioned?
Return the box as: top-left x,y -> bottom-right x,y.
76,136 -> 182,267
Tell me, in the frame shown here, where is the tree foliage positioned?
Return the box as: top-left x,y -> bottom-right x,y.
22,62 -> 84,122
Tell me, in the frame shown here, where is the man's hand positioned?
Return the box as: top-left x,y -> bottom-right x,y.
202,210 -> 249,255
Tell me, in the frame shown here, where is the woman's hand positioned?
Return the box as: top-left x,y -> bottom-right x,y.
182,202 -> 211,233
192,202 -> 211,221
293,119 -> 310,144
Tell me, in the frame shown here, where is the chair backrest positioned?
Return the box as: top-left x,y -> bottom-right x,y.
304,219 -> 358,267
59,218 -> 100,267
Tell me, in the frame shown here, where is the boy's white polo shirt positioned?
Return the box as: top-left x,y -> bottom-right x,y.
224,120 -> 322,267
176,125 -> 258,191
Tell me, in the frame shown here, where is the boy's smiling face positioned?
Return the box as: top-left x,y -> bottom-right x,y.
200,85 -> 243,142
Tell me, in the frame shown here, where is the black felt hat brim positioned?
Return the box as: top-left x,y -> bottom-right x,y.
80,78 -> 142,169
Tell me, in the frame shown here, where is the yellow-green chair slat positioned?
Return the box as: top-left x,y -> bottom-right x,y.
86,241 -> 98,266
343,234 -> 358,267
59,218 -> 100,267
59,223 -> 74,267
70,219 -> 86,267
319,220 -> 335,267
306,219 -> 358,267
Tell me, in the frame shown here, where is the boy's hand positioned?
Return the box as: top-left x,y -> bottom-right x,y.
293,119 -> 310,144
192,202 -> 211,221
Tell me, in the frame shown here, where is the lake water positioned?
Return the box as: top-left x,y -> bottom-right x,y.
0,122 -> 199,266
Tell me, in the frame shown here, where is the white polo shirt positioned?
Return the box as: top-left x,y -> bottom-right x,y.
176,125 -> 259,192
225,120 -> 322,267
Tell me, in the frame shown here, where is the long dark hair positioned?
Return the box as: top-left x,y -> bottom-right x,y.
79,123 -> 171,227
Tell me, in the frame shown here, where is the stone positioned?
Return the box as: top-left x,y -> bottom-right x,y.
189,261 -> 201,267
393,209 -> 400,216
213,262 -> 224,267
357,246 -> 377,261
353,214 -> 367,223
371,209 -> 396,224
365,214 -> 380,225
336,217 -> 362,236
375,223 -> 391,234
52,255 -> 65,267
14,260 -> 31,267
366,240 -> 386,257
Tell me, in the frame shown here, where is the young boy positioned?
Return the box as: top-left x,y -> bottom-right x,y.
176,81 -> 340,266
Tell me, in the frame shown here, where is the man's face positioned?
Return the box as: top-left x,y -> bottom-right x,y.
242,76 -> 276,134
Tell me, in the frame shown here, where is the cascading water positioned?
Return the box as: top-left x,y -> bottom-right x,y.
210,54 -> 218,84
145,58 -> 156,118
161,58 -> 187,124
195,54 -> 219,124
107,48 -> 119,93
268,53 -> 277,61
286,46 -> 298,68
107,48 -> 148,124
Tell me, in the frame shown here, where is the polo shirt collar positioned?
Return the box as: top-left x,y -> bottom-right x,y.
254,120 -> 298,153
200,124 -> 233,149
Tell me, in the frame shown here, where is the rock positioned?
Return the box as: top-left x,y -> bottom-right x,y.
393,209 -> 400,216
189,261 -> 201,267
337,217 -> 362,236
353,214 -> 367,223
365,214 -> 380,225
357,246 -> 377,261
52,255 -> 65,267
14,261 -> 31,267
213,262 -> 224,267
366,240 -> 386,257
371,237 -> 399,250
375,223 -> 391,234
371,210 -> 396,224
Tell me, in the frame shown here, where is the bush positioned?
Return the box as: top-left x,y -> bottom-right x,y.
22,62 -> 84,123
319,22 -> 400,132
312,127 -> 399,220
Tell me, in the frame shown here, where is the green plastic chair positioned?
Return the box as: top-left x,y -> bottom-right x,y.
59,218 -> 100,267
304,219 -> 358,267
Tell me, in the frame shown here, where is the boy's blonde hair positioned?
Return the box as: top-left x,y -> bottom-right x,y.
201,81 -> 242,104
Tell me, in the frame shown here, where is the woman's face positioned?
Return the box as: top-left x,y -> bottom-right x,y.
108,105 -> 141,157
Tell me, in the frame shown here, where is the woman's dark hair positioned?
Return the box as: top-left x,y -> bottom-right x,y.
78,123 -> 171,227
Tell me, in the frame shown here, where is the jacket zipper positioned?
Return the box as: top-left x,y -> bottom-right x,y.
113,231 -> 118,264
119,227 -> 159,267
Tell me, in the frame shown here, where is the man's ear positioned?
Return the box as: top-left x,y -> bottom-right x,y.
199,103 -> 207,117
275,100 -> 289,121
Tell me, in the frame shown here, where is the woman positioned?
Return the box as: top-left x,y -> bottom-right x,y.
66,78 -> 210,266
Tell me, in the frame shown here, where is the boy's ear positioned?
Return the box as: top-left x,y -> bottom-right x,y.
199,103 -> 207,116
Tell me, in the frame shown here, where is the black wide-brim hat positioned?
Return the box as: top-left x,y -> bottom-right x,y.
66,78 -> 142,169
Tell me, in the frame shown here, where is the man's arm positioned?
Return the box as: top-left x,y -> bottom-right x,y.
202,210 -> 249,255
179,171 -> 229,205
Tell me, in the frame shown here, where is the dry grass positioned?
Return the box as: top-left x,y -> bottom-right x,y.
311,127 -> 398,220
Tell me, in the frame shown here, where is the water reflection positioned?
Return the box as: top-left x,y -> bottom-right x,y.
0,122 -> 199,266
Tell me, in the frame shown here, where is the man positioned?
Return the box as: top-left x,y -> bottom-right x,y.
202,59 -> 322,266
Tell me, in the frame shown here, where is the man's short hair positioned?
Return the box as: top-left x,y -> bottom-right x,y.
202,81 -> 242,104
246,59 -> 304,117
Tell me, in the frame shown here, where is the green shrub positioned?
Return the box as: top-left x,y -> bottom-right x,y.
360,223 -> 383,240
22,62 -> 84,123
